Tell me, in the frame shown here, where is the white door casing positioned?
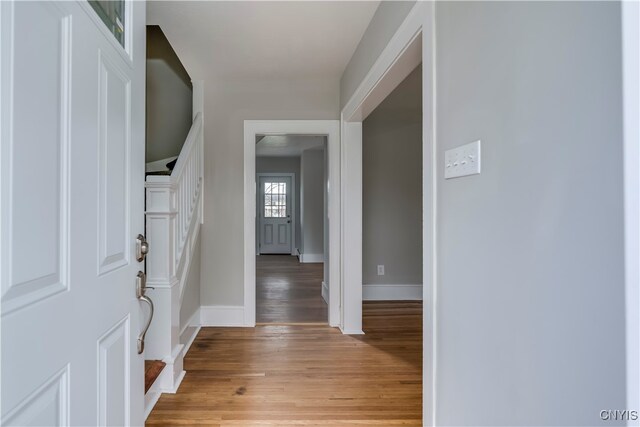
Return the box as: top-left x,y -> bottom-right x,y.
1,1 -> 146,426
244,121 -> 340,328
258,174 -> 294,254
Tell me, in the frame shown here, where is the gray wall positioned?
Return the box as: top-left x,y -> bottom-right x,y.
256,156 -> 302,252
363,65 -> 421,286
301,148 -> 325,258
434,2 -> 624,425
146,26 -> 192,163
180,231 -> 201,328
340,1 -> 416,109
201,78 -> 338,306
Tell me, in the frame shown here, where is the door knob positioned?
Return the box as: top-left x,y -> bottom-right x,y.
136,270 -> 154,354
136,234 -> 149,262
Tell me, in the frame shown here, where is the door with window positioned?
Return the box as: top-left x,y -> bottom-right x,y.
1,1 -> 146,425
258,175 -> 293,254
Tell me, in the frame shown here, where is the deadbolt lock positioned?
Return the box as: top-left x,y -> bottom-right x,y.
136,234 -> 149,262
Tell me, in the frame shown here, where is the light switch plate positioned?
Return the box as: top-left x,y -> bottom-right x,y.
445,140 -> 481,179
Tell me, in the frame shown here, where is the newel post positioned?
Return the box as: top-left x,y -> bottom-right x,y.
144,177 -> 183,391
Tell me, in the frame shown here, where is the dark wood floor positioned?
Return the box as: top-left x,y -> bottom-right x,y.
147,301 -> 423,426
256,255 -> 327,324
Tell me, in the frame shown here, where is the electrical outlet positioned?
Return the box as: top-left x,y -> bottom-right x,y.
377,265 -> 385,276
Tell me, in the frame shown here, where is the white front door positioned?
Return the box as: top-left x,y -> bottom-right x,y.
258,176 -> 293,254
1,1 -> 146,425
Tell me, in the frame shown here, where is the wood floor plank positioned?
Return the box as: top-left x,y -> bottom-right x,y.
147,302 -> 422,426
256,255 -> 327,324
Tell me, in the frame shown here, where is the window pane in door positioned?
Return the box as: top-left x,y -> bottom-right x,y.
89,1 -> 125,46
264,181 -> 287,218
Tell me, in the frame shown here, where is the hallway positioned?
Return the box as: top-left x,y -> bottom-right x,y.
256,255 -> 328,324
146,301 -> 422,426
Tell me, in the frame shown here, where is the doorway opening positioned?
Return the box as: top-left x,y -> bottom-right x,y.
361,61 -> 423,391
243,120 -> 341,328
255,135 -> 328,324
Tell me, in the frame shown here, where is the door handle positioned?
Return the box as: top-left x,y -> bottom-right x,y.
136,234 -> 149,262
136,271 -> 154,354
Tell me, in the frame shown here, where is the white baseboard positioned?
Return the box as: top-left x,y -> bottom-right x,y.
363,284 -> 423,301
200,305 -> 246,326
168,370 -> 186,394
180,307 -> 201,336
321,281 -> 329,304
144,391 -> 161,420
340,327 -> 365,335
180,325 -> 201,356
300,253 -> 324,263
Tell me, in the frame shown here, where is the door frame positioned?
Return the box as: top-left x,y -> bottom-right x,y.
244,120 -> 340,328
339,1 -> 435,423
256,172 -> 296,256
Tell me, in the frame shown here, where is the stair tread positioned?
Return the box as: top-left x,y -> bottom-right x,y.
145,360 -> 166,394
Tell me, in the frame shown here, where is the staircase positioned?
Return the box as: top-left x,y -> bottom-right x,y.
142,82 -> 204,418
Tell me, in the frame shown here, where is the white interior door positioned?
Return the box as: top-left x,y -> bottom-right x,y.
1,1 -> 146,425
258,176 -> 293,254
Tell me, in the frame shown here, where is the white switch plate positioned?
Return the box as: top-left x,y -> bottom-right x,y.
445,140 -> 481,179
377,265 -> 385,276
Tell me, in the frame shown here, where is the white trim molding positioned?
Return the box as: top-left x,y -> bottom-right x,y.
300,253 -> 324,263
321,281 -> 329,304
363,284 -> 423,301
179,325 -> 200,358
244,120 -> 341,328
200,305 -> 245,327
179,307 -> 201,356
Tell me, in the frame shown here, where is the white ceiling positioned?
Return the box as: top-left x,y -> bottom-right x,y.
146,1 -> 380,81
256,135 -> 325,157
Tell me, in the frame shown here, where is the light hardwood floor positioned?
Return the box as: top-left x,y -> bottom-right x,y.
146,301 -> 422,426
256,255 -> 327,324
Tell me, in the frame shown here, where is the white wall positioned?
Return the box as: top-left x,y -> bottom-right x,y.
201,78 -> 339,306
146,26 -> 193,163
340,1 -> 416,109
363,64 -> 421,287
256,156 -> 302,252
300,148 -> 325,260
433,2 -> 625,425
180,231 -> 201,328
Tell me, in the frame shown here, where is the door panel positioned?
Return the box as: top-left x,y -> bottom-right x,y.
97,316 -> 130,426
1,1 -> 145,425
97,51 -> 131,275
277,223 -> 289,245
258,176 -> 292,254
1,0 -> 71,316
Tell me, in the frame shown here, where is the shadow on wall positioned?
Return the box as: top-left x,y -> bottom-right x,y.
146,25 -> 193,166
